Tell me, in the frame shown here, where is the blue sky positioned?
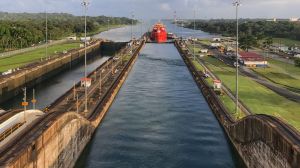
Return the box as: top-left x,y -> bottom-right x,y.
0,0 -> 299,19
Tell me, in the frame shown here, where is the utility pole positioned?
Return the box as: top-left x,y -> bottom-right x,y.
32,89 -> 36,110
107,19 -> 110,31
22,87 -> 28,122
82,0 -> 89,113
193,9 -> 196,61
131,12 -> 134,54
233,0 -> 241,118
99,71 -> 102,95
174,11 -> 177,35
73,82 -> 76,100
42,9 -> 48,61
140,20 -> 143,38
76,94 -> 79,113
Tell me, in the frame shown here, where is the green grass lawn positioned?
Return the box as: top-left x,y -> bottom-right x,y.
202,56 -> 300,130
198,39 -> 211,46
187,44 -> 202,54
253,59 -> 300,91
273,38 -> 300,47
191,60 -> 204,72
191,58 -> 243,120
218,94 -> 245,120
0,42 -> 80,72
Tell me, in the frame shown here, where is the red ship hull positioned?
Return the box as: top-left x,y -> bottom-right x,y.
150,23 -> 167,43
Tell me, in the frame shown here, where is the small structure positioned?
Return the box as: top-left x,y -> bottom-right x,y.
210,43 -> 221,48
290,18 -> 299,22
278,46 -> 290,52
81,78 -> 92,88
267,18 -> 277,22
294,54 -> 300,58
67,36 -> 77,40
213,80 -> 222,90
2,69 -> 13,75
0,109 -> 5,115
213,80 -> 222,95
200,49 -> 208,53
270,44 -> 289,53
239,52 -> 268,67
226,46 -> 234,52
212,38 -> 221,42
80,37 -> 91,42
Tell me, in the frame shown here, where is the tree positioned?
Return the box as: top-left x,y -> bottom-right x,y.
262,37 -> 273,48
0,13 -> 136,52
239,34 -> 257,51
295,58 -> 300,67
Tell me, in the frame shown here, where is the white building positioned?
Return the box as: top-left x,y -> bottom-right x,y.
67,36 -> 77,40
80,37 -> 91,42
212,38 -> 221,42
294,54 -> 300,58
210,43 -> 221,48
200,49 -> 208,53
290,18 -> 299,22
266,18 -> 277,22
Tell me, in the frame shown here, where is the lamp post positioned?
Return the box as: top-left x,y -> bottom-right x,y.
233,0 -> 241,117
174,11 -> 177,35
107,19 -> 110,31
193,9 -> 196,61
82,0 -> 89,113
131,12 -> 134,54
44,9 -> 48,61
140,19 -> 143,38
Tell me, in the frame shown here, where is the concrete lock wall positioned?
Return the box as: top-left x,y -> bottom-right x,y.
0,41 -> 102,104
174,40 -> 300,168
228,116 -> 300,168
6,113 -> 94,168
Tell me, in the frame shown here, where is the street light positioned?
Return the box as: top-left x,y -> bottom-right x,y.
140,19 -> 143,38
193,9 -> 196,61
174,11 -> 177,35
233,0 -> 241,117
107,18 -> 110,31
44,9 -> 48,61
131,12 -> 135,54
82,0 -> 89,113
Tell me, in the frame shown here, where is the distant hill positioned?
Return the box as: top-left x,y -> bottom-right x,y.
0,12 -> 134,24
0,12 -> 78,21
0,12 -> 137,52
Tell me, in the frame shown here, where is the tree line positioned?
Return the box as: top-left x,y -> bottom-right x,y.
185,19 -> 300,51
0,12 -> 137,52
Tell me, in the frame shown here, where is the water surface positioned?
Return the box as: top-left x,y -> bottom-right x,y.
76,44 -> 239,168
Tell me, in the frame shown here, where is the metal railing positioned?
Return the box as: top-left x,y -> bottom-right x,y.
0,123 -> 24,143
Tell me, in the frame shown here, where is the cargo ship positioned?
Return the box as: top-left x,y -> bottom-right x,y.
150,23 -> 167,43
